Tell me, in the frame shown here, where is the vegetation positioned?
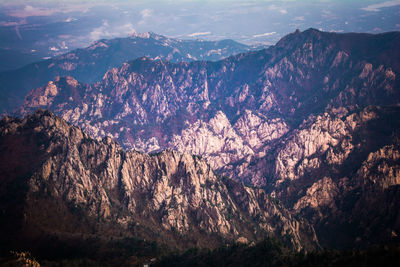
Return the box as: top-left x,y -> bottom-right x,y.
2,236 -> 400,266
154,238 -> 400,267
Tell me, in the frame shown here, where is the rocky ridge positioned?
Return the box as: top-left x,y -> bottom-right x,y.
272,106 -> 400,248
0,32 -> 262,114
0,110 -> 319,253
14,28 -> 400,248
19,29 -> 400,184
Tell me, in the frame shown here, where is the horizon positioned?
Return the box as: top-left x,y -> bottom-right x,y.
0,0 -> 399,68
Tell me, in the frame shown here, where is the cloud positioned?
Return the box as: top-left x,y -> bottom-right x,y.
187,32 -> 211,37
0,19 -> 26,26
11,5 -> 56,17
89,20 -> 112,41
58,34 -> 72,39
138,8 -> 153,25
253,32 -> 276,38
293,16 -> 305,21
321,9 -> 336,19
8,3 -> 94,18
65,17 -> 77,23
89,21 -> 136,42
140,9 -> 153,19
115,23 -> 137,36
268,4 -> 288,14
362,0 -> 400,12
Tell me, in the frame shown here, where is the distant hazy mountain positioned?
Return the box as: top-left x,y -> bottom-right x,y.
19,28 -> 400,249
0,32 -> 262,114
0,48 -> 42,72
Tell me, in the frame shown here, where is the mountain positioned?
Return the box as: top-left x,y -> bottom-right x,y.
18,28 -> 400,249
0,109 -> 319,262
0,32 -> 262,114
273,105 -> 400,248
154,240 -> 400,267
0,48 -> 42,72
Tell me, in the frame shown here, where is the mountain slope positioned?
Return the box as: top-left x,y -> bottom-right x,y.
0,109 -> 319,257
20,29 -> 400,183
269,105 -> 400,248
18,28 -> 400,249
0,32 -> 260,114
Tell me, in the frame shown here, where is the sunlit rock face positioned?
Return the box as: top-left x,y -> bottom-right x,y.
17,29 -> 400,248
0,110 -> 319,251
270,106 -> 400,248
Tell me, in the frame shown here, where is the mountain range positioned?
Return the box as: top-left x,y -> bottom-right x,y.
1,28 -> 400,264
0,109 -> 318,262
0,32 -> 264,114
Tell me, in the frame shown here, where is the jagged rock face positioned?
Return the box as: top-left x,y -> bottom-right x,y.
0,33 -> 261,114
0,110 -> 319,252
271,106 -> 400,248
19,29 -> 400,184
14,29 -> 400,249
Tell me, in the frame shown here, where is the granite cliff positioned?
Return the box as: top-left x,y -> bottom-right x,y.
12,28 -> 400,248
0,110 -> 319,257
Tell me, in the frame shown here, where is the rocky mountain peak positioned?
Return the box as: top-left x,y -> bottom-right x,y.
4,29 -> 400,250
0,110 -> 319,252
275,27 -> 322,48
0,32 -> 260,114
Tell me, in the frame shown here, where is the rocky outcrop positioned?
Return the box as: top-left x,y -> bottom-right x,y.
18,29 -> 400,187
293,177 -> 339,212
169,111 -> 254,170
269,106 -> 400,248
357,144 -> 400,189
14,29 -> 400,249
0,110 -> 319,252
0,33 -> 261,114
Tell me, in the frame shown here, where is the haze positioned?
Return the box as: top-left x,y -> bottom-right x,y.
0,0 -> 399,68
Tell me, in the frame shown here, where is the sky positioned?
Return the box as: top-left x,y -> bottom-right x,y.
0,0 -> 399,62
